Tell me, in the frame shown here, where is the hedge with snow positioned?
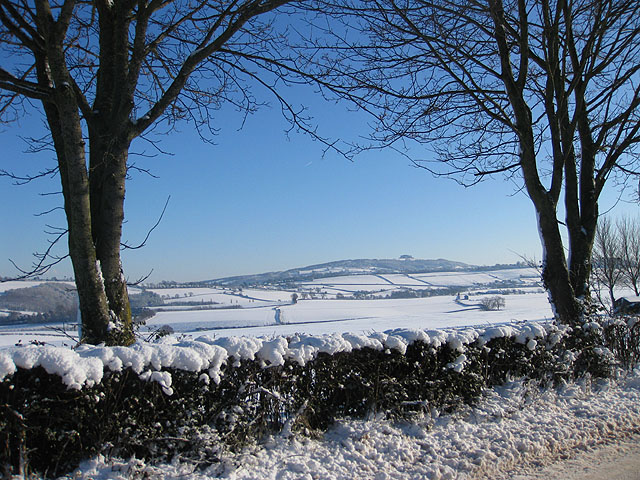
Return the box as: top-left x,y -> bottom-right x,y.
0,320 -> 626,478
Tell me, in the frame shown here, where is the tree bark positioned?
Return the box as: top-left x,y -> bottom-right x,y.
34,0 -> 124,345
489,0 -> 585,325
75,1 -> 137,345
89,130 -> 134,345
520,146 -> 583,325
537,202 -> 584,324
43,74 -> 113,344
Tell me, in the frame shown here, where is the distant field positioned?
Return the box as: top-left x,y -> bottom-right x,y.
0,267 -> 551,347
144,292 -> 553,338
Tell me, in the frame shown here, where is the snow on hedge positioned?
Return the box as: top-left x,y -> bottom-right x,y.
0,322 -> 560,391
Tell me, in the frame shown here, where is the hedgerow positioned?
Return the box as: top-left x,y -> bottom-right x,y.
0,318 -> 632,478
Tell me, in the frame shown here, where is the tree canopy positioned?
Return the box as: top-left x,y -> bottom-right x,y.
299,0 -> 640,324
0,0 -> 319,343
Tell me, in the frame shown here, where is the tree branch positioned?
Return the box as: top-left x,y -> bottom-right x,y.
121,196 -> 170,250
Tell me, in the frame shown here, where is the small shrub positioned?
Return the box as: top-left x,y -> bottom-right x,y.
603,316 -> 640,370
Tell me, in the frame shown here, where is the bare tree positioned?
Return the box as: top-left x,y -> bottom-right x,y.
0,0 -> 322,344
617,216 -> 640,296
301,0 -> 640,325
480,295 -> 506,311
592,216 -> 624,311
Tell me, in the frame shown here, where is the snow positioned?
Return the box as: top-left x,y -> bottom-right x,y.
304,274 -> 398,286
297,269 -> 542,296
0,267 -> 550,348
410,268 -> 541,287
10,346 -> 105,390
0,322 -> 551,390
2,272 -> 639,479
137,294 -> 552,340
59,370 -> 640,480
148,287 -> 293,306
507,434 -> 640,480
618,296 -> 640,303
139,370 -> 173,395
447,353 -> 468,372
0,350 -> 16,379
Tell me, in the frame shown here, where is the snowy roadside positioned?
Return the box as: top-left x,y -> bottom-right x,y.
506,433 -> 640,480
64,370 -> 640,480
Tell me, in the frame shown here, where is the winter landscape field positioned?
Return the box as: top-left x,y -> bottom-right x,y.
3,264 -> 640,480
0,266 -> 550,347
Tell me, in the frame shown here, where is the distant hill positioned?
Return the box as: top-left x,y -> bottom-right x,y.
0,282 -> 78,325
207,258 -> 477,287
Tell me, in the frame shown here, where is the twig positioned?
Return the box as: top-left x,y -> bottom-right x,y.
121,196 -> 170,250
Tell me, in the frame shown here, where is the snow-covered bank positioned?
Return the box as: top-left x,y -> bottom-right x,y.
62,371 -> 640,480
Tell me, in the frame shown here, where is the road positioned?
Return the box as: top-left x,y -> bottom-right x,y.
507,433 -> 640,480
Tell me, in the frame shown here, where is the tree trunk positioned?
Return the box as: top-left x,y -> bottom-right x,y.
538,209 -> 583,325
38,12 -> 115,344
89,131 -> 134,345
523,183 -> 584,324
567,218 -> 596,300
488,0 -> 582,325
565,83 -> 599,302
517,124 -> 583,325
47,89 -> 113,344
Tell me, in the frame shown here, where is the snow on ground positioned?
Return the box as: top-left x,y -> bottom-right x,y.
411,268 -> 541,287
297,268 -> 542,295
0,292 -> 553,347
146,306 -> 277,332
240,288 -> 297,302
61,370 -> 640,480
147,287 -> 295,306
2,270 -> 637,479
0,322 -> 551,394
508,434 -> 640,480
377,274 -> 434,286
303,274 -> 392,286
0,323 -> 78,348
142,293 -> 552,339
0,268 -> 546,347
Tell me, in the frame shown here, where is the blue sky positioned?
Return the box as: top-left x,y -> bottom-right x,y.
1,84 -> 637,283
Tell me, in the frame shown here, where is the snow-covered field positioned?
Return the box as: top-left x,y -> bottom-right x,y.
0,280 -> 75,292
300,268 -> 541,294
148,287 -> 294,306
0,292 -> 553,347
0,267 -> 550,347
144,293 -> 552,339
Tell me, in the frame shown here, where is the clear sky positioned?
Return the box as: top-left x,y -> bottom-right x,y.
1,82 -> 638,283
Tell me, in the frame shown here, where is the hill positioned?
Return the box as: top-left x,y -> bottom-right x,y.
0,282 -> 78,324
207,257 -> 477,287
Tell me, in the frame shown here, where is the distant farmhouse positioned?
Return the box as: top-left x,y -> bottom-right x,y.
614,296 -> 640,315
